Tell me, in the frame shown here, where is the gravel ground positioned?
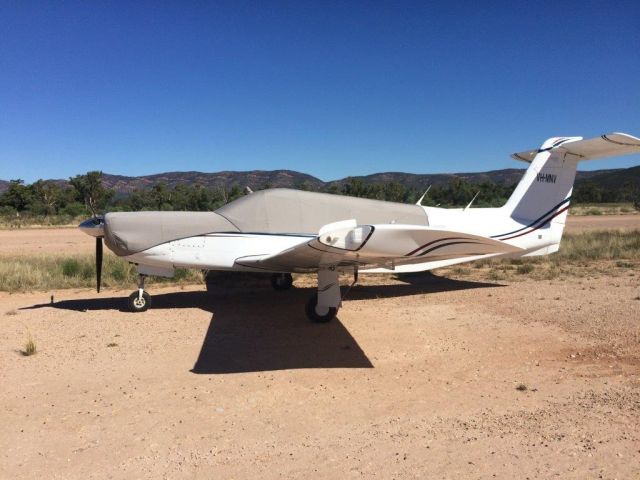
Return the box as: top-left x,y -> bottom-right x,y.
1,270 -> 638,479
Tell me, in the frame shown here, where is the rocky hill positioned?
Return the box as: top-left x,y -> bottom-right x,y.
0,167 -> 637,195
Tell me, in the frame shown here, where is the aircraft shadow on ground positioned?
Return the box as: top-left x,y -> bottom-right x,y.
22,274 -> 501,374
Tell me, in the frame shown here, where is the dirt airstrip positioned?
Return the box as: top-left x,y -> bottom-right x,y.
1,215 -> 639,479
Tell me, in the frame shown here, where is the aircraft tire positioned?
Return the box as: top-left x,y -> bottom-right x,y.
128,291 -> 151,312
271,273 -> 293,291
305,294 -> 337,323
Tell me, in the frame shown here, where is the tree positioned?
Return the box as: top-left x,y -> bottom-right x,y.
383,182 -> 406,203
0,180 -> 32,212
342,178 -> 366,197
574,182 -> 603,203
633,190 -> 640,212
150,183 -> 171,210
295,180 -> 311,191
69,171 -> 114,216
30,180 -> 63,216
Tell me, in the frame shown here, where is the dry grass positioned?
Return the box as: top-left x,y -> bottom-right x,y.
0,253 -> 204,292
556,230 -> 640,261
0,214 -> 84,229
516,264 -> 534,275
22,331 -> 37,356
442,230 -> 640,282
569,203 -> 637,216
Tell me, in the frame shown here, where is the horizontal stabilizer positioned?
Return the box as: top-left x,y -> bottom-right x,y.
512,132 -> 640,163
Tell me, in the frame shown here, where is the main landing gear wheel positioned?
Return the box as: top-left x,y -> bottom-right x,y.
271,273 -> 293,291
128,291 -> 151,312
305,294 -> 338,323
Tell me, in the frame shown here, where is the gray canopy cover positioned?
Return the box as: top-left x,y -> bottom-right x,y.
104,189 -> 428,256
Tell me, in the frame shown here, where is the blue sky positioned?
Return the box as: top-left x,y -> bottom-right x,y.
1,1 -> 639,183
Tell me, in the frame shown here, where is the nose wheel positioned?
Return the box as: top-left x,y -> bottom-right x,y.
128,290 -> 151,312
128,274 -> 151,312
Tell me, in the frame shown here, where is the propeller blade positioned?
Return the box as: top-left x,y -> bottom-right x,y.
96,237 -> 103,293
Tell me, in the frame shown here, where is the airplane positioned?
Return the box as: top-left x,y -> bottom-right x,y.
79,132 -> 640,322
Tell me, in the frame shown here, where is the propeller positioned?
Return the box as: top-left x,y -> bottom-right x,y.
96,236 -> 103,293
79,216 -> 105,293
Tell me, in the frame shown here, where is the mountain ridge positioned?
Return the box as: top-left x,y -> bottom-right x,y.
0,166 -> 637,196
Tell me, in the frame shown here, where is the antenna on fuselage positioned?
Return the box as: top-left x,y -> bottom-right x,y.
464,191 -> 480,211
415,185 -> 431,206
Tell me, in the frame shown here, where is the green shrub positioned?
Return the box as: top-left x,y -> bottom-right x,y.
59,202 -> 87,217
110,260 -> 131,282
0,206 -> 18,217
173,268 -> 190,281
516,264 -> 534,275
61,258 -> 81,277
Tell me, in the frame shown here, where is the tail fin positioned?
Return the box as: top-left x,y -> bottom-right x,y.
503,136 -> 580,230
500,133 -> 640,249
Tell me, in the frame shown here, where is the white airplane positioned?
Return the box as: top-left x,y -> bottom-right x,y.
80,132 -> 640,321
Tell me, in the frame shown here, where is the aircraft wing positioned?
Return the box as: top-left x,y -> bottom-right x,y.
235,220 -> 524,273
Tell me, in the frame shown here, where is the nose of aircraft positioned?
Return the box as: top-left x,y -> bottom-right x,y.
79,216 -> 105,238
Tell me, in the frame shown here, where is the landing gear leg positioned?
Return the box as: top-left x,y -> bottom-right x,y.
271,273 -> 293,291
305,268 -> 340,323
128,274 -> 151,312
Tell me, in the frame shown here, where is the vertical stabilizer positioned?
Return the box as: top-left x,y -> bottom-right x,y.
499,137 -> 580,246
504,137 -> 580,223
